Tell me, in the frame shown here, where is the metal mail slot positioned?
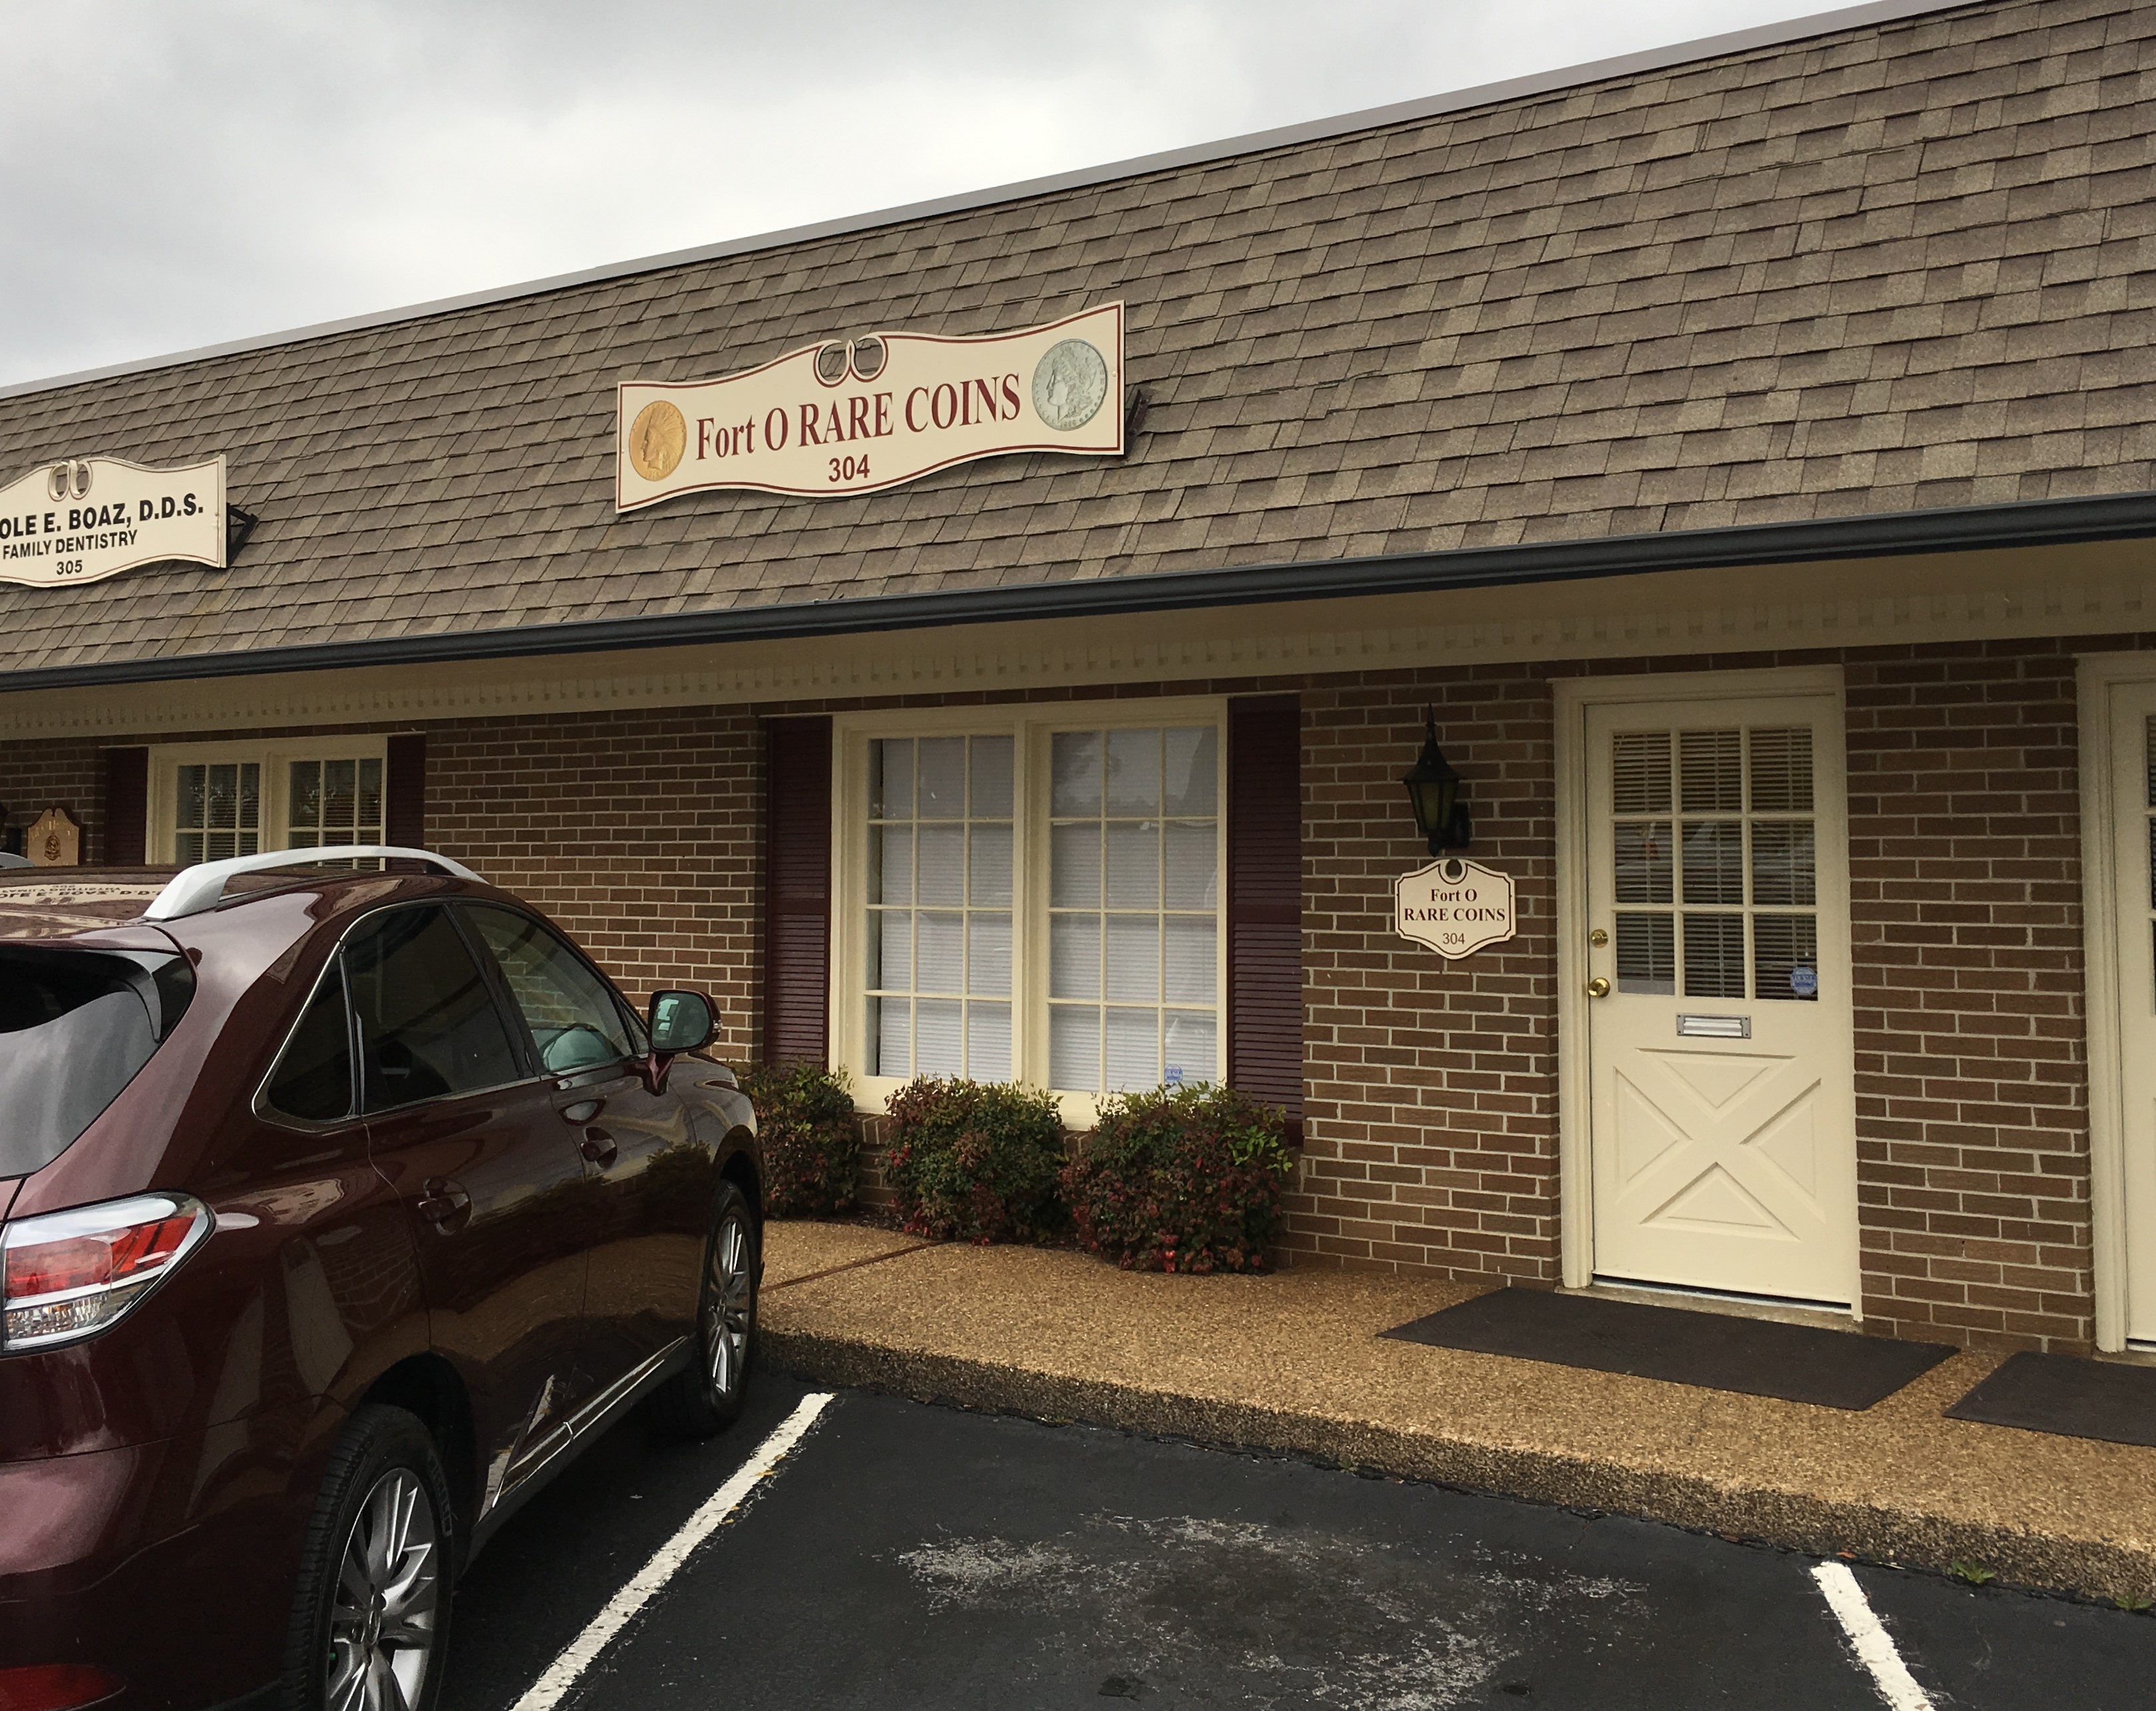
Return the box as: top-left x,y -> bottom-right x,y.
1676,1014 -> 1751,1039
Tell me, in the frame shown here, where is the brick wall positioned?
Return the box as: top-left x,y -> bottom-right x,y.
424,706 -> 765,1061
1843,641 -> 2092,1351
1,735 -> 103,858
1296,667 -> 1561,1280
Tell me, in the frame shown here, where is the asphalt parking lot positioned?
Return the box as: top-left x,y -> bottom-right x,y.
444,1373 -> 2156,1710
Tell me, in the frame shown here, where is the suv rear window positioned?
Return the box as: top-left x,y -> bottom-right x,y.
0,946 -> 196,1177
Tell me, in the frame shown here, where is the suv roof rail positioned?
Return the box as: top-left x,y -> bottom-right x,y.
145,846 -> 484,920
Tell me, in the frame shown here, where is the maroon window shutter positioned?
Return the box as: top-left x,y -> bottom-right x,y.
764,716 -> 833,1065
385,735 -> 427,848
102,747 -> 149,866
1226,694 -> 1304,1140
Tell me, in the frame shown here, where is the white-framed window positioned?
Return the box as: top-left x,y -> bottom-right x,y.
832,698 -> 1226,1122
148,737 -> 392,865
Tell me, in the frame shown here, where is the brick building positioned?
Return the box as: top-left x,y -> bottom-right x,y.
5,0 -> 2155,1354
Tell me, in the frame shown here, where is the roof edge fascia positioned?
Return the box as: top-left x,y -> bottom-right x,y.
0,0 -> 1974,404
5,485 -> 2148,697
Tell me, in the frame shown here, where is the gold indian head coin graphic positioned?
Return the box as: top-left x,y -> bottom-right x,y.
628,401 -> 688,482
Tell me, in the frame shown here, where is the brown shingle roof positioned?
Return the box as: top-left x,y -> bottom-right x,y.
0,0 -> 2147,679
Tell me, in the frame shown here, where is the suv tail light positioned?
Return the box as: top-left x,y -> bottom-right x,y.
1,1194 -> 212,1351
0,1664 -> 123,1710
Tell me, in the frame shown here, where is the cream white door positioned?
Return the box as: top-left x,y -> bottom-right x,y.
1583,691 -> 1858,1305
2106,685 -> 2156,1342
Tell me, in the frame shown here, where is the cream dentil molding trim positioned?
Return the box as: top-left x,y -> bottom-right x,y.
1,540 -> 2150,740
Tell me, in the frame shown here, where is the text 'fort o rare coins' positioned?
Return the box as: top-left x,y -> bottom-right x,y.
616,303 -> 1123,510
1395,857 -> 1518,960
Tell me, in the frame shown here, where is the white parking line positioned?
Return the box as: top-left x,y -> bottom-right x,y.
1812,1561 -> 1936,1711
508,1392 -> 836,1711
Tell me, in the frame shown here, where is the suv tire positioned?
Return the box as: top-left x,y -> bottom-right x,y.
647,1181 -> 758,1438
282,1404 -> 454,1711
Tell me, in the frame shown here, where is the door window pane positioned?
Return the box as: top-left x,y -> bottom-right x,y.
1750,727 -> 1815,813
1753,914 -> 1821,1003
1681,822 -> 1743,905
1682,914 -> 1747,999
345,907 -> 524,1110
1680,730 -> 1743,813
1049,725 -> 1220,1093
865,735 -> 1015,1080
1614,821 -> 1672,904
1612,733 -> 1672,815
1615,913 -> 1674,995
1751,822 -> 1816,906
465,906 -> 634,1074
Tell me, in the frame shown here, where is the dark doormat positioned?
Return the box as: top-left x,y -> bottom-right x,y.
1381,1287 -> 1955,1410
1943,1350 -> 2156,1448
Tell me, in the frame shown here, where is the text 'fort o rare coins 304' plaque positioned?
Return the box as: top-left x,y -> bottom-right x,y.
616,302 -> 1123,510
1395,856 -> 1517,960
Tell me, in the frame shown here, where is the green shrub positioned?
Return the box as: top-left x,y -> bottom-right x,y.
735,1061 -> 860,1218
882,1077 -> 1067,1242
1061,1085 -> 1295,1273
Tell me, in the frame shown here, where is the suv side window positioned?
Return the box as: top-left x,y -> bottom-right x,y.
345,906 -> 526,1111
465,905 -> 635,1075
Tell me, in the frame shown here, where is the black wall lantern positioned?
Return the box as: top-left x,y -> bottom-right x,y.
1401,707 -> 1473,855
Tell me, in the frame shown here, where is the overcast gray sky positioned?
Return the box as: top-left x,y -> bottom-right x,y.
3,0 -> 1841,388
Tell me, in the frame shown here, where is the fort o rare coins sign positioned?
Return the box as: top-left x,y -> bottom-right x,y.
0,455 -> 226,588
1395,856 -> 1517,960
617,302 -> 1123,509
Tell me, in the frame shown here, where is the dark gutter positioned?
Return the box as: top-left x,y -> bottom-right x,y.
6,489 -> 2153,696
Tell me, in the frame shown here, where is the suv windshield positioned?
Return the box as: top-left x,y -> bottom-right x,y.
0,946 -> 196,1177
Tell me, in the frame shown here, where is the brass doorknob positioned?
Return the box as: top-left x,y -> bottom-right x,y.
1586,977 -> 1611,998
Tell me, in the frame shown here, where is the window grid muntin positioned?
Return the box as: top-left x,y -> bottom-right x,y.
1611,725 -> 1819,1002
285,757 -> 385,851
173,761 -> 261,866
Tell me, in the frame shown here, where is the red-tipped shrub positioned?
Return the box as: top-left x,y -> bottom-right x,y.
1061,1085 -> 1294,1272
882,1077 -> 1067,1242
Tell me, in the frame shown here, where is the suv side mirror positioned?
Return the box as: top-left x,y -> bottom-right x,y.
647,990 -> 715,1057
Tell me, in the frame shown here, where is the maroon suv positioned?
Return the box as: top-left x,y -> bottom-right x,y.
0,849 -> 763,1711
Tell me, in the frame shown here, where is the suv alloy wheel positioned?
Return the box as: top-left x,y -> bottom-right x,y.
647,1182 -> 758,1439
284,1406 -> 454,1711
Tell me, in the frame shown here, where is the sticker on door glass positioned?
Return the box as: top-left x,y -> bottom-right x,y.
1789,965 -> 1819,998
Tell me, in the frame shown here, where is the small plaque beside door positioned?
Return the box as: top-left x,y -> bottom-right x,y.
26,807 -> 81,867
1676,1013 -> 1750,1039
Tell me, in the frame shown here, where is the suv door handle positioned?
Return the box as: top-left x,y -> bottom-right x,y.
417,1178 -> 472,1229
580,1129 -> 619,1169
558,1099 -> 603,1124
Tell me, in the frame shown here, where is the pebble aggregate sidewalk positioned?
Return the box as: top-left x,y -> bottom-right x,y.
760,1219 -> 2156,1605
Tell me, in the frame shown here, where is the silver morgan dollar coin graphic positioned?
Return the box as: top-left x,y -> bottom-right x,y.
1030,338 -> 1109,431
